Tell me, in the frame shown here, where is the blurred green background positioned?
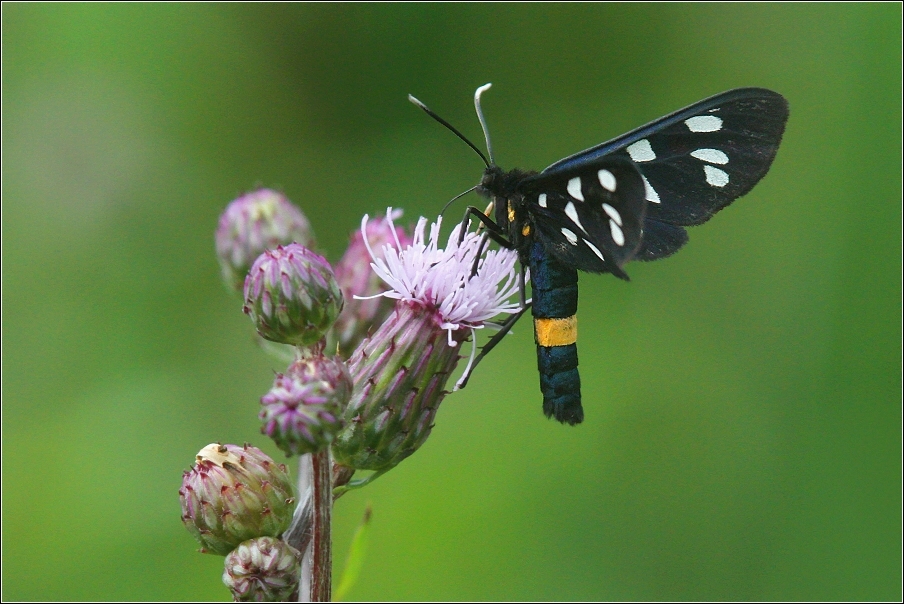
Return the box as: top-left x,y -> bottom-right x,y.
2,4 -> 900,601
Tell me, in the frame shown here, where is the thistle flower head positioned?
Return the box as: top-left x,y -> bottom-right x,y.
329,211 -> 413,355
331,211 -> 522,475
243,244 -> 343,347
222,536 -> 302,602
179,443 -> 295,556
260,352 -> 352,456
362,210 -> 522,343
216,189 -> 315,291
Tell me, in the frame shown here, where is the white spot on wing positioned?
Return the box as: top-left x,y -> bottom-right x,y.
582,238 -> 605,263
538,193 -> 547,208
601,202 -> 622,226
685,115 -> 723,132
597,169 -> 616,192
704,165 -> 729,187
567,177 -> 584,201
561,227 -> 578,245
609,221 -> 625,246
691,148 -> 729,164
641,175 -> 660,203
626,139 -> 656,162
564,202 -> 587,234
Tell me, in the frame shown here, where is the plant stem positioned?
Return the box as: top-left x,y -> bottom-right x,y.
310,449 -> 333,602
284,457 -> 354,602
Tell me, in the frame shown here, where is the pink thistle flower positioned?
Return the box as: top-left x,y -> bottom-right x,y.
331,210 -> 522,480
260,352 -> 352,456
330,211 -> 414,356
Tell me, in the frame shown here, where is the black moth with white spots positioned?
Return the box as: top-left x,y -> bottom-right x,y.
411,86 -> 788,424
484,88 -> 789,277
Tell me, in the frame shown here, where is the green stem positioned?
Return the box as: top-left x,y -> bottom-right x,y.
332,470 -> 386,498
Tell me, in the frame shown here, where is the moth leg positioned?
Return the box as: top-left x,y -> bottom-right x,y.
456,304 -> 531,390
459,205 -> 512,249
470,233 -> 490,278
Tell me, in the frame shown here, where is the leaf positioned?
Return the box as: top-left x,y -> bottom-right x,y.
334,504 -> 372,601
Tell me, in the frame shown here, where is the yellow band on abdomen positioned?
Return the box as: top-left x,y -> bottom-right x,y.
534,316 -> 578,347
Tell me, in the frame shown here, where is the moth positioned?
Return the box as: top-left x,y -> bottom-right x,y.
410,84 -> 788,424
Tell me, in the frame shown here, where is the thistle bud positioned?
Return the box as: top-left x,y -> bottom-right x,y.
243,244 -> 343,347
330,212 -> 413,355
260,351 -> 352,456
332,302 -> 464,473
179,443 -> 295,556
222,536 -> 302,602
331,214 -> 522,475
216,188 -> 315,292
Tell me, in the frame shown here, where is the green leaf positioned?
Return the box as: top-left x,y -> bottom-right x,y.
334,504 -> 373,601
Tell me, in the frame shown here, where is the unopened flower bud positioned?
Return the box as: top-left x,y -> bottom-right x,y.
261,352 -> 352,456
222,536 -> 302,602
330,212 -> 413,356
179,444 -> 295,556
216,189 -> 315,291
243,244 -> 343,347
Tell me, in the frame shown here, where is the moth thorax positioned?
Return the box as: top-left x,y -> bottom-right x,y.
493,194 -> 510,227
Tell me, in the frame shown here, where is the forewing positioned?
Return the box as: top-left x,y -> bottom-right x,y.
518,159 -> 647,278
541,88 -> 789,258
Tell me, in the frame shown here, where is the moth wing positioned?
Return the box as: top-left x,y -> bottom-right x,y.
541,88 -> 789,259
518,158 -> 647,279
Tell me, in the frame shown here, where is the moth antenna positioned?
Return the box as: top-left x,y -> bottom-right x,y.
440,185 -> 479,217
408,94 -> 490,168
474,83 -> 495,166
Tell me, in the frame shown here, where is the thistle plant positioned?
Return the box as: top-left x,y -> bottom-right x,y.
329,212 -> 413,356
223,537 -> 303,602
217,189 -> 315,292
182,195 -> 522,601
260,348 -> 352,457
179,443 -> 296,556
243,244 -> 344,347
332,214 -> 521,480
